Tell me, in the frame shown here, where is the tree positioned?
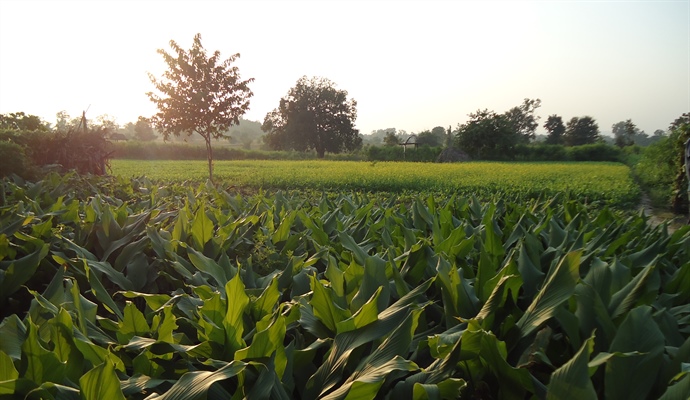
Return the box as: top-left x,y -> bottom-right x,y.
416,126 -> 446,147
134,116 -> 156,141
504,98 -> 542,142
564,116 -> 600,146
455,109 -> 517,159
543,114 -> 565,145
0,112 -> 49,131
669,112 -> 689,131
55,111 -> 82,132
262,76 -> 361,158
383,131 -> 400,146
147,33 -> 254,182
612,119 -> 637,147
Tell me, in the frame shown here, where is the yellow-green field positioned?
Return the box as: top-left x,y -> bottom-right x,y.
110,159 -> 640,207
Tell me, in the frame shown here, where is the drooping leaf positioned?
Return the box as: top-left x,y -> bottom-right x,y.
546,334 -> 597,400
145,360 -> 246,400
517,251 -> 580,338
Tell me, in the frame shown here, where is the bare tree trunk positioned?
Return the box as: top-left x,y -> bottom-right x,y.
205,137 -> 214,183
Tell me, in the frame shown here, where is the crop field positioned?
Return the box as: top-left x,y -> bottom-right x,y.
1,170 -> 689,399
110,160 -> 641,208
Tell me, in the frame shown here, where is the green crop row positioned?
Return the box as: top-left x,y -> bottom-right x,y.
110,160 -> 641,209
0,173 -> 688,399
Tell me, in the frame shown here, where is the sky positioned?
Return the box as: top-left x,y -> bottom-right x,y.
0,0 -> 688,136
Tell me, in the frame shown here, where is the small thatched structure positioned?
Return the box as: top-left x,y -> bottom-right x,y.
437,147 -> 471,163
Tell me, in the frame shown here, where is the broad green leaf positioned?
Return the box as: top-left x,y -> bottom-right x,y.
546,334 -> 597,400
324,356 -> 419,400
79,361 -> 126,400
70,280 -> 97,335
272,210 -> 296,244
0,243 -> 49,298
659,374 -> 690,400
191,203 -> 213,249
117,301 -> 150,343
309,274 -> 351,333
516,240 -> 545,298
305,279 -> 433,399
337,287 -> 382,333
251,276 -> 281,322
187,246 -> 227,288
608,259 -> 658,320
0,378 -> 38,396
517,251 -> 580,338
157,304 -> 178,343
436,259 -> 479,323
84,259 -> 134,290
412,378 -> 467,400
146,360 -> 246,400
235,313 -> 286,365
0,350 -> 18,380
0,314 -> 26,360
20,318 -> 65,385
223,273 -> 250,354
471,326 -> 535,399
338,231 -> 369,266
574,283 -> 616,349
350,256 -> 389,313
82,260 -> 123,320
605,305 -> 665,400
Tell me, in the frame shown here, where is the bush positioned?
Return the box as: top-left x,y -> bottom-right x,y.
110,140 -> 367,161
565,143 -> 622,162
513,144 -> 568,161
0,140 -> 30,178
0,128 -> 110,177
366,145 -> 442,162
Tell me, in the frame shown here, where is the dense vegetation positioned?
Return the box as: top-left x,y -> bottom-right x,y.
1,172 -> 689,399
110,160 -> 641,208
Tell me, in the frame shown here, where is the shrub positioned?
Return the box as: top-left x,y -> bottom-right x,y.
366,145 -> 442,162
565,143 -> 622,162
0,140 -> 30,178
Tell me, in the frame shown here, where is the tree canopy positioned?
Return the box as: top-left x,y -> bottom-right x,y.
0,112 -> 50,131
504,98 -> 542,142
134,116 -> 156,141
543,114 -> 566,145
612,119 -> 637,147
455,109 -> 517,159
147,33 -> 254,181
262,76 -> 361,158
565,116 -> 600,146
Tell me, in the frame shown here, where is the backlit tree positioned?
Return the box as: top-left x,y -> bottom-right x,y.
147,33 -> 254,181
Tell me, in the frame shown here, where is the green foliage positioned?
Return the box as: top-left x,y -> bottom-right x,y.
111,160 -> 641,208
0,173 -> 686,398
635,123 -> 690,210
262,76 -> 362,158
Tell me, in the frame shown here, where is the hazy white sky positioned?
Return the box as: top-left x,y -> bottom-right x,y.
0,0 -> 688,136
